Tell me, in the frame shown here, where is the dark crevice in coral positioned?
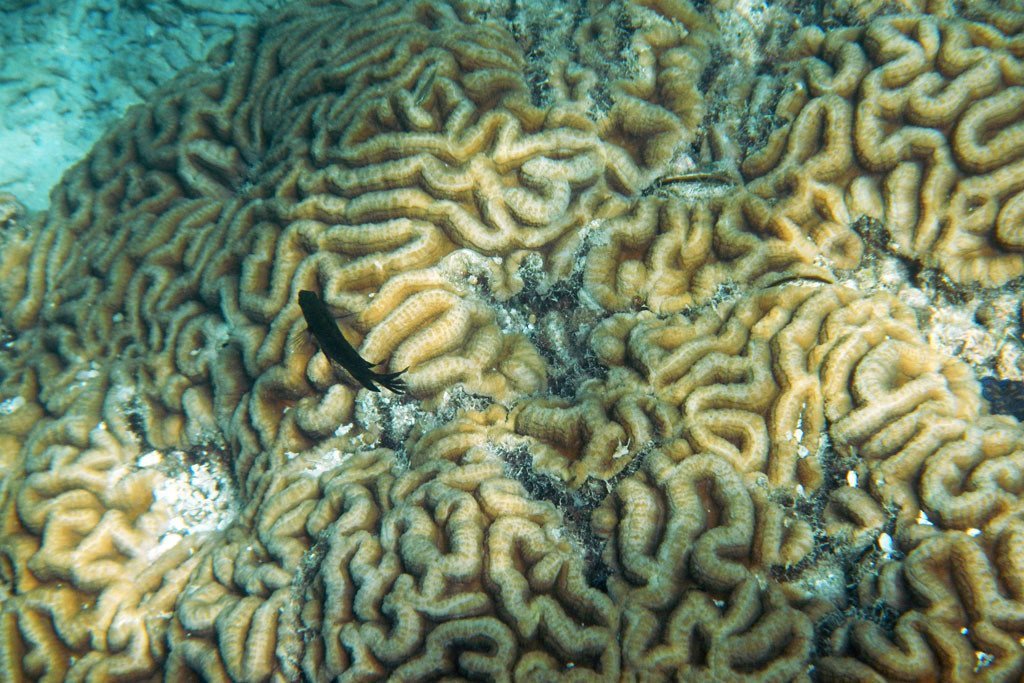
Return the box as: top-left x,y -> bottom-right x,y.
804,450 -> 902,659
123,394 -> 236,502
503,0 -> 564,108
912,267 -> 972,307
495,439 -> 654,592
505,244 -> 607,399
850,214 -> 1002,307
497,443 -> 611,590
124,397 -> 153,450
982,377 -> 1024,421
763,435 -> 904,660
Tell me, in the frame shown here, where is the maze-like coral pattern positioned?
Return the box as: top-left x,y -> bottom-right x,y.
1,0 -> 1024,680
743,10 -> 1024,286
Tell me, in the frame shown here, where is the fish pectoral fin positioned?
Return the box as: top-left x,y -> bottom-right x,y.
287,325 -> 312,353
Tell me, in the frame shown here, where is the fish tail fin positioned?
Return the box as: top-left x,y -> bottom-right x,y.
374,368 -> 408,394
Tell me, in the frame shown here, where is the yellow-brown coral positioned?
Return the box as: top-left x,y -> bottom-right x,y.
743,10 -> 1024,286
1,0 -> 1024,680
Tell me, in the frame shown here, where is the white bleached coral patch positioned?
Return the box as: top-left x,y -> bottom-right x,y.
137,448 -> 236,556
304,448 -> 352,479
0,395 -> 25,415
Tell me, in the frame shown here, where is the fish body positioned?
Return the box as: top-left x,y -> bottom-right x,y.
298,290 -> 407,393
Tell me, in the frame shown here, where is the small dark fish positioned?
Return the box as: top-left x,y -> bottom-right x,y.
297,290 -> 407,394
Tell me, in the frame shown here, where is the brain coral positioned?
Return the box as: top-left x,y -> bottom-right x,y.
741,7 -> 1024,286
1,0 -> 1023,681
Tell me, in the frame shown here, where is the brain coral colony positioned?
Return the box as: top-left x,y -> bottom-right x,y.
1,0 -> 1024,680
